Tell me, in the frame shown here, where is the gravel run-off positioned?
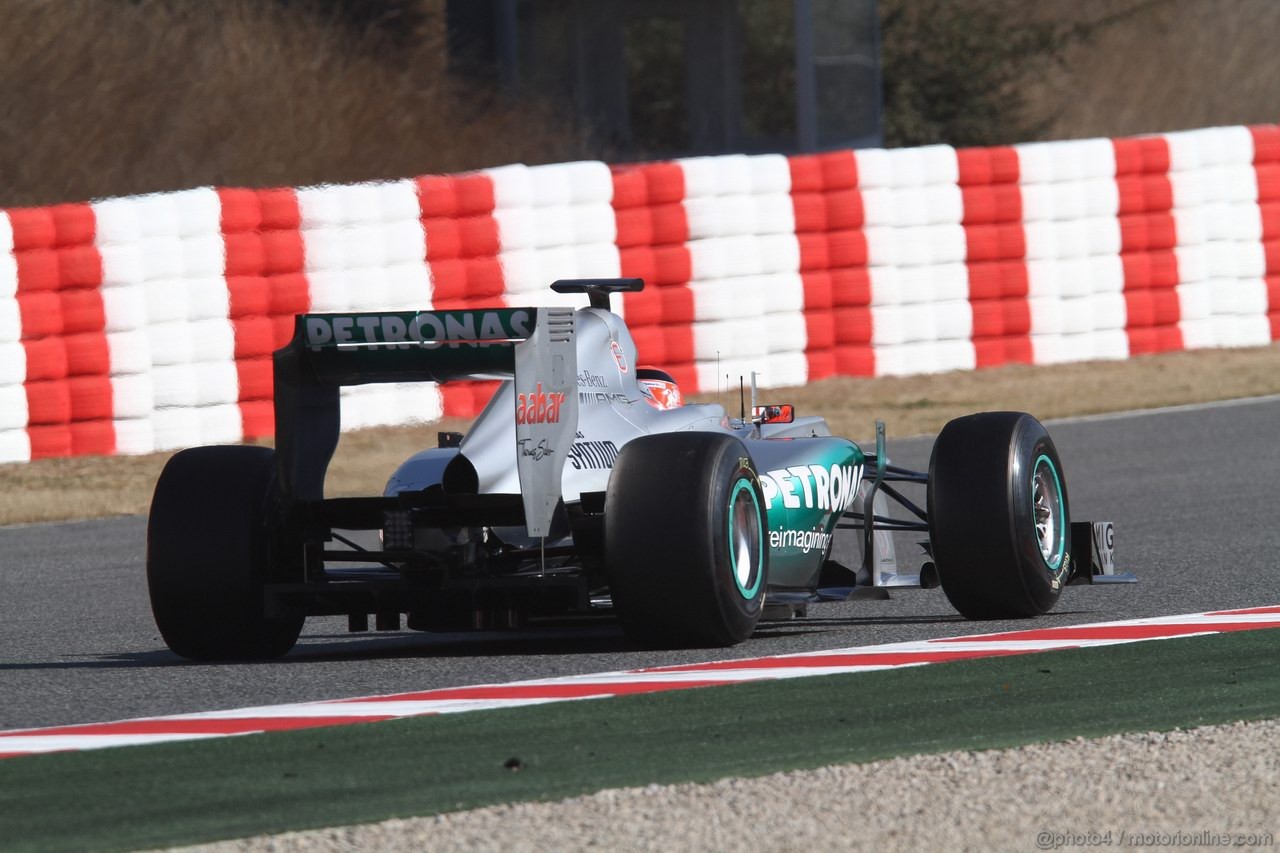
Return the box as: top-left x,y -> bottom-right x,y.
181,717 -> 1279,852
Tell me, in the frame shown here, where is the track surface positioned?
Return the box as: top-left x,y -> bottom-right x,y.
3,398 -> 1278,731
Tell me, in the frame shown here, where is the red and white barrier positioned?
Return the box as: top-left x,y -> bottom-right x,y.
1,124 -> 1277,462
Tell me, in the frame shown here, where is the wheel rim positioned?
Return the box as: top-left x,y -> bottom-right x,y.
727,479 -> 763,599
1031,454 -> 1065,571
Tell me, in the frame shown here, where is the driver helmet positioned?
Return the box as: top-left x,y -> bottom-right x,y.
636,366 -> 684,411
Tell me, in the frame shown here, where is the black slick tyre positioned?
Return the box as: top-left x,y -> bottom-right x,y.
146,445 -> 304,660
927,411 -> 1071,620
605,433 -> 768,648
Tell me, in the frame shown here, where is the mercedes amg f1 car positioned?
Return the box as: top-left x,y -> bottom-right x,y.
146,279 -> 1129,660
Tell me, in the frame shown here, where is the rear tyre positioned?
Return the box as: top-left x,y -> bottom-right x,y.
605,433 -> 768,648
927,412 -> 1070,620
147,446 -> 304,660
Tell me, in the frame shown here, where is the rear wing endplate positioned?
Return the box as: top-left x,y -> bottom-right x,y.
273,307 -> 578,538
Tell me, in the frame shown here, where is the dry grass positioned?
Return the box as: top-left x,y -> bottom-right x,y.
3,345 -> 1277,527
0,0 -> 575,208
1027,0 -> 1280,139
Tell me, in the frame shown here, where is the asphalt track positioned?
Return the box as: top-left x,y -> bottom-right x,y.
2,397 -> 1278,731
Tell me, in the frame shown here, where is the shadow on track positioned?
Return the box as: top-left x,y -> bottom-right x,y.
0,609 -> 1105,671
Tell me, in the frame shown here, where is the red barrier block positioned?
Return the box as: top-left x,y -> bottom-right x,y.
28,424 -> 72,459
25,379 -> 71,424
59,288 -> 105,334
235,358 -> 273,401
18,291 -> 63,338
7,208 -> 56,251
804,311 -> 835,350
68,375 -> 113,421
240,400 -> 273,440
63,332 -> 110,376
805,348 -> 836,381
233,317 -> 275,359
834,344 -> 875,376
69,419 -> 115,456
22,336 -> 68,381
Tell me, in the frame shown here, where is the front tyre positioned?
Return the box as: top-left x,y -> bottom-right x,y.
147,446 -> 304,660
605,433 -> 768,647
927,412 -> 1071,620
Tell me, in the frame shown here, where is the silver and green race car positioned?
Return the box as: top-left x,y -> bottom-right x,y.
146,279 -> 1128,660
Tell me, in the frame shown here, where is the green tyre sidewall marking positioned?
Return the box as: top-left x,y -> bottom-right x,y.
1032,453 -> 1066,574
727,477 -> 763,600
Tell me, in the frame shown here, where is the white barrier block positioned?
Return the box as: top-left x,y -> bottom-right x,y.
0,214 -> 14,299
1173,245 -> 1208,284
690,279 -> 761,322
0,427 -> 30,463
189,319 -> 236,364
391,382 -> 445,424
147,321 -> 195,367
934,299 -> 974,342
528,163 -> 573,208
112,416 -> 154,455
0,342 -> 24,386
1028,296 -> 1065,336
568,242 -> 623,280
1211,314 -> 1272,348
194,402 -> 243,445
194,361 -> 240,407
171,188 -> 222,237
868,265 -> 901,306
111,373 -> 154,420
143,277 -> 189,324
383,219 -> 428,267
384,262 -> 433,309
762,351 -> 808,388
760,272 -> 805,315
151,407 -> 202,451
186,275 -> 230,321
133,193 -> 180,238
0,297 -> 20,343
1091,292 -> 1128,332
306,269 -> 350,313
339,223 -> 387,271
749,154 -> 792,195
1076,138 -> 1118,180
570,203 -> 619,246
486,164 -> 533,210
1179,317 -> 1216,349
765,312 -> 808,354
342,267 -> 391,312
152,365 -> 199,408
376,180 -> 422,223
1173,207 -> 1209,246
106,329 -> 151,375
91,197 -> 143,245
297,185 -> 345,229
853,148 -> 891,188
692,317 -> 768,361
1176,282 -> 1212,322
529,207 -> 574,250
0,382 -> 28,430
1014,142 -> 1055,186
869,305 -> 906,346
98,243 -> 145,288
140,236 -> 185,282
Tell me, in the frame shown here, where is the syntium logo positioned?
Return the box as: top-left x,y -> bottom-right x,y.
567,439 -> 619,470
304,310 -> 533,351
759,463 -> 862,514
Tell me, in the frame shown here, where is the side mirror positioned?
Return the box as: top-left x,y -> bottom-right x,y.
752,404 -> 794,425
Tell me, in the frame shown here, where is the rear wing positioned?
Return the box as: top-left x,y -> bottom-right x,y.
273,306 -> 578,538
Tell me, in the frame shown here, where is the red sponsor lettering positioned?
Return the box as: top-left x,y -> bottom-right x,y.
516,382 -> 565,425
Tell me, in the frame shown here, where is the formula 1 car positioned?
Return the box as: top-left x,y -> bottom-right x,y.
146,279 -> 1128,660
